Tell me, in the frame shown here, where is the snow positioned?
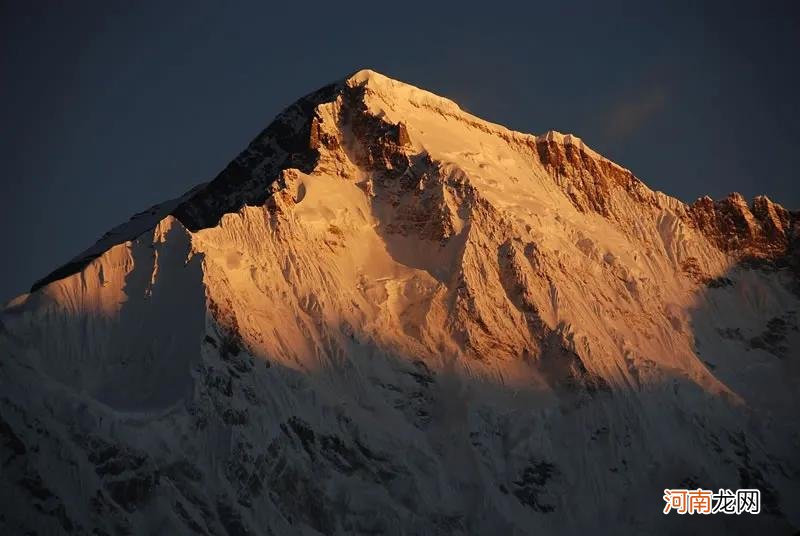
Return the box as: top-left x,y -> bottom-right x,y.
1,69 -> 798,535
30,183 -> 206,292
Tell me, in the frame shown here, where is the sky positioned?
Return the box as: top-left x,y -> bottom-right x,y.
1,0 -> 798,303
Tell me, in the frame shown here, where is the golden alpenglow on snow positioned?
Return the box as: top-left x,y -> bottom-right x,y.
1,70 -> 798,535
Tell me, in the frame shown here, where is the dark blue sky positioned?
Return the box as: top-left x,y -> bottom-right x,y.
1,0 -> 798,303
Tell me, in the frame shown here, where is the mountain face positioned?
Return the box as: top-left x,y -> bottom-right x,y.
1,69 -> 799,535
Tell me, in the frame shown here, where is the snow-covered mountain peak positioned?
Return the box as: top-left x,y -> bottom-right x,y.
2,70 -> 799,535
346,68 -> 465,115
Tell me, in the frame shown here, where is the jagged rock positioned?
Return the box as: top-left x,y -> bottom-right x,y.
689,192 -> 797,260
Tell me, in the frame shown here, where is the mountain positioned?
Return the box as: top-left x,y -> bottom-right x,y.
1,69 -> 798,535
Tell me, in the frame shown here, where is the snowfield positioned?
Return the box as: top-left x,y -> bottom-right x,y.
1,69 -> 798,535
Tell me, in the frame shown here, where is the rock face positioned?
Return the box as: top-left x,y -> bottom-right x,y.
689,193 -> 797,261
1,69 -> 799,535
